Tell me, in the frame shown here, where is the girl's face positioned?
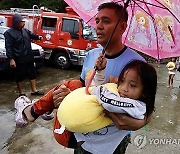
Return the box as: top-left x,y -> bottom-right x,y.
172,57 -> 176,62
118,68 -> 143,100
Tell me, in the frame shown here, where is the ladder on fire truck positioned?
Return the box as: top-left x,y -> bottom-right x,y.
0,5 -> 54,16
0,5 -> 39,16
0,5 -> 54,28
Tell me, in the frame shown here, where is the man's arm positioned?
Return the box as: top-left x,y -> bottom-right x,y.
4,31 -> 16,68
92,85 -> 150,130
105,111 -> 152,131
25,29 -> 42,40
4,31 -> 14,60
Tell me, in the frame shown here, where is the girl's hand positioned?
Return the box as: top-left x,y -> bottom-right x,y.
95,53 -> 107,70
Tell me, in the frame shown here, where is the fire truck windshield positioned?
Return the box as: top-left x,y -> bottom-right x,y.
82,20 -> 97,41
42,17 -> 57,31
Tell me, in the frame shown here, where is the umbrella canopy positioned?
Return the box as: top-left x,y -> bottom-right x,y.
64,0 -> 180,60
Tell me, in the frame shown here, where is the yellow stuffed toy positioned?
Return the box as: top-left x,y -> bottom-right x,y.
57,83 -> 119,133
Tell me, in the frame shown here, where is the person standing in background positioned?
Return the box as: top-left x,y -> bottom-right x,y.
166,57 -> 177,88
175,57 -> 180,88
4,14 -> 44,96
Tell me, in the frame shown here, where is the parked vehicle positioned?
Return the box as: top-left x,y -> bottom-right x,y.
0,26 -> 44,72
0,7 -> 98,69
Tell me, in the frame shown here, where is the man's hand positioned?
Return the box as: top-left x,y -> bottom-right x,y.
39,36 -> 43,40
10,59 -> 16,68
104,111 -> 152,131
53,84 -> 71,108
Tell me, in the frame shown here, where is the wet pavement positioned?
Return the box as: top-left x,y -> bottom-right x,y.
0,63 -> 180,154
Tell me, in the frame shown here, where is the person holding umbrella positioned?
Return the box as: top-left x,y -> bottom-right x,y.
53,2 -> 151,153
14,2 -> 152,154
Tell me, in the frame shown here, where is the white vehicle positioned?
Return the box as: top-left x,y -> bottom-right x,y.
0,26 -> 44,72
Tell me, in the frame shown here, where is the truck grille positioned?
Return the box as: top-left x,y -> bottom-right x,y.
32,50 -> 40,56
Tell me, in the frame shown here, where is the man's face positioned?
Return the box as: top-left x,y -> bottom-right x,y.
95,8 -> 126,47
19,21 -> 25,29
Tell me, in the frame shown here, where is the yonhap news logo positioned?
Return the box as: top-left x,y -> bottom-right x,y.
134,134 -> 147,149
133,134 -> 180,149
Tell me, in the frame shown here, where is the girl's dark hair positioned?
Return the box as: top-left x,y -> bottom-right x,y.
118,60 -> 157,117
98,2 -> 128,22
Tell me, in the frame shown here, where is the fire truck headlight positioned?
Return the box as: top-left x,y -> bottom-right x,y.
0,49 -> 6,56
39,48 -> 44,55
74,50 -> 79,55
79,50 -> 85,56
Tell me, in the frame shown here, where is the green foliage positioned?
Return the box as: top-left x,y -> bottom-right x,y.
40,0 -> 68,12
0,0 -> 68,12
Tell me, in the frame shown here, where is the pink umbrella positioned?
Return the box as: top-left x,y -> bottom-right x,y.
64,0 -> 180,60
64,0 -> 180,94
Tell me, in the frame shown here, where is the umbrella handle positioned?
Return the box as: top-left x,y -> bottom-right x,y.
168,26 -> 176,45
85,70 -> 96,94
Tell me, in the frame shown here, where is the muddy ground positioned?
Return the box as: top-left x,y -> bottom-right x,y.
0,63 -> 180,154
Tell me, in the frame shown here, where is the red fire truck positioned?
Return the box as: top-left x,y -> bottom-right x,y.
0,6 -> 98,69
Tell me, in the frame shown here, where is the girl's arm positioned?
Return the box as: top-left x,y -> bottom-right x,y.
91,53 -> 106,86
92,86 -> 146,120
91,69 -> 106,86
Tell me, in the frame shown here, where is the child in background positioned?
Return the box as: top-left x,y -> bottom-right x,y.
176,57 -> 180,88
166,57 -> 177,88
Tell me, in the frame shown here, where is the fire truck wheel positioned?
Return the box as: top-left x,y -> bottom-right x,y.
54,52 -> 71,69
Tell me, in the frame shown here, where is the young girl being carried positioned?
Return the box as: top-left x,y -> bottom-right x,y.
66,54 -> 157,154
